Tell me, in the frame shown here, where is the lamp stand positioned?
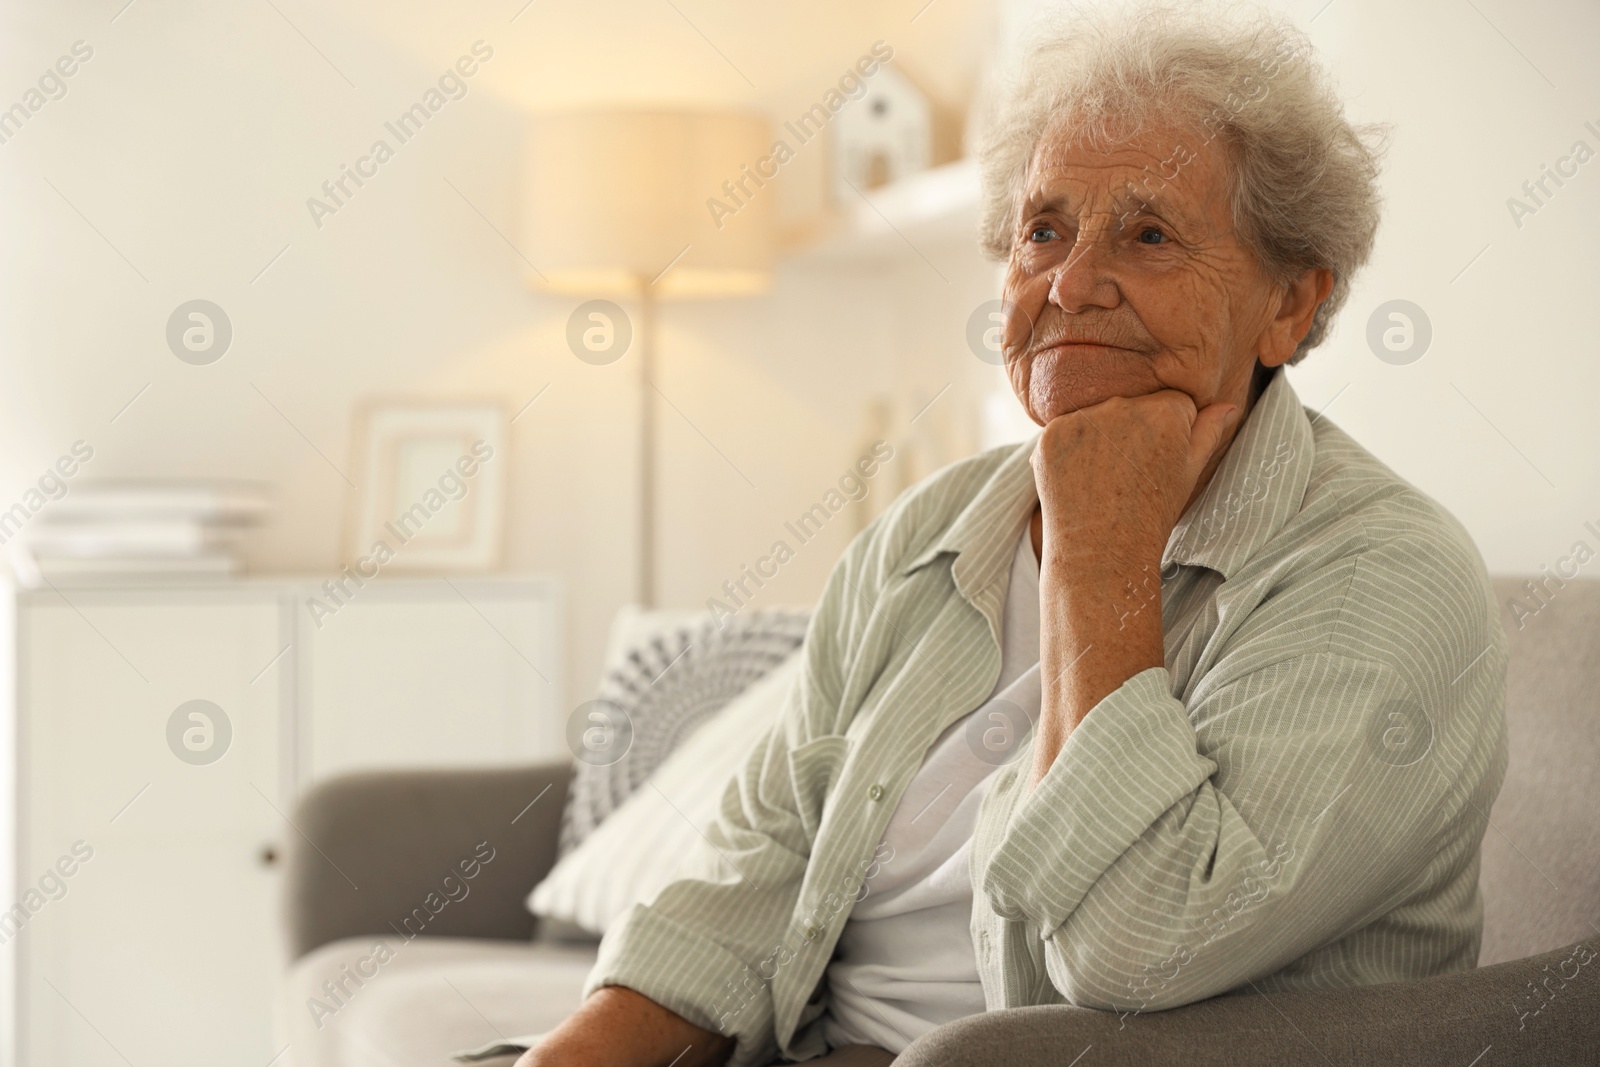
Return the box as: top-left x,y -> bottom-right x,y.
637,279 -> 657,608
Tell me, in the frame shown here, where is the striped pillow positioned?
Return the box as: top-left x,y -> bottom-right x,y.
557,608 -> 811,856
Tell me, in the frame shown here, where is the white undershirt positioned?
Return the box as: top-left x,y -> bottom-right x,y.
823,529 -> 1042,1052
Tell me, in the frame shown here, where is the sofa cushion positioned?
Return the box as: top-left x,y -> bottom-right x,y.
559,607 -> 810,854
280,935 -> 597,1067
1482,576 -> 1600,964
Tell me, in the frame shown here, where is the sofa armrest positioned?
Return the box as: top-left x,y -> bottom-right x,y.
282,761 -> 573,959
897,938 -> 1598,1067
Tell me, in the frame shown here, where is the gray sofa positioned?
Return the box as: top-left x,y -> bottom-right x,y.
281,578 -> 1599,1065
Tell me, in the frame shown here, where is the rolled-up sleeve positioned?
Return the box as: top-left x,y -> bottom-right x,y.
983,666 -> 1218,936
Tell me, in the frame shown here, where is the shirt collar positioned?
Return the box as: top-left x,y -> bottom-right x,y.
900,367 -> 1314,599
1163,368 -> 1314,581
900,435 -> 1038,624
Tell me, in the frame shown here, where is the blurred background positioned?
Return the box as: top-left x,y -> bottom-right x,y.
0,0 -> 1595,1063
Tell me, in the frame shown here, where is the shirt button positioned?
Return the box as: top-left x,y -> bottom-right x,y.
868,784 -> 885,801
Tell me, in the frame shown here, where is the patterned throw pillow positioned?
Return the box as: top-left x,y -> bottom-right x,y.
557,609 -> 812,855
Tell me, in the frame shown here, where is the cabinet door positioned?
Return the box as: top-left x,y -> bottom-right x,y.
301,578 -> 561,780
17,590 -> 288,1067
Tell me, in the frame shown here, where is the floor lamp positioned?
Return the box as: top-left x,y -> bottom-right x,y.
521,110 -> 773,608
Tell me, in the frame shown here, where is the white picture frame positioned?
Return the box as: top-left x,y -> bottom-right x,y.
344,400 -> 508,573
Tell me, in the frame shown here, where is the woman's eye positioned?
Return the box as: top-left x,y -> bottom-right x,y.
1136,226 -> 1168,245
1028,225 -> 1059,243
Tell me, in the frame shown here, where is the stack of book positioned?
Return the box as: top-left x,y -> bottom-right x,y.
6,481 -> 269,586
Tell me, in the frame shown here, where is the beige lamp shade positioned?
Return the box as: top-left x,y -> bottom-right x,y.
520,110 -> 775,298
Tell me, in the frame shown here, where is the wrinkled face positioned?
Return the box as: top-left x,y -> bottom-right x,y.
1001,116 -> 1286,425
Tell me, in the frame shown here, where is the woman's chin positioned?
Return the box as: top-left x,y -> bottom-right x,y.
1024,351 -> 1156,422
1028,379 -> 1125,423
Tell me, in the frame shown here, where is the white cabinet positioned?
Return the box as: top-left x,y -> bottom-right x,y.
12,588 -> 290,1067
2,576 -> 561,1067
300,579 -> 563,779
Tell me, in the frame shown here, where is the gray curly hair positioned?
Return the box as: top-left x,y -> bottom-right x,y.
978,5 -> 1387,361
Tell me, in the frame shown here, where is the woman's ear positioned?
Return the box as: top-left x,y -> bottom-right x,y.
1259,268 -> 1334,368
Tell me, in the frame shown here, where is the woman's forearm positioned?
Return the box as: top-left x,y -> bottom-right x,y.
518,985 -> 734,1067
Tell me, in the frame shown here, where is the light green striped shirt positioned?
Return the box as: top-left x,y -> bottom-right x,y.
587,369 -> 1508,1066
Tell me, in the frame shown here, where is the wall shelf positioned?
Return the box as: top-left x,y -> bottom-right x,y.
781,157 -> 980,264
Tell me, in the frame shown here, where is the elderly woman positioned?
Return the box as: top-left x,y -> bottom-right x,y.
522,7 -> 1505,1066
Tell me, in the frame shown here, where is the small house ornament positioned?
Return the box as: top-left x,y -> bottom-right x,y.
831,66 -> 931,197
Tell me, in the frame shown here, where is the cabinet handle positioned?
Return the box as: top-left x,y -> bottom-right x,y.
259,845 -> 280,867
